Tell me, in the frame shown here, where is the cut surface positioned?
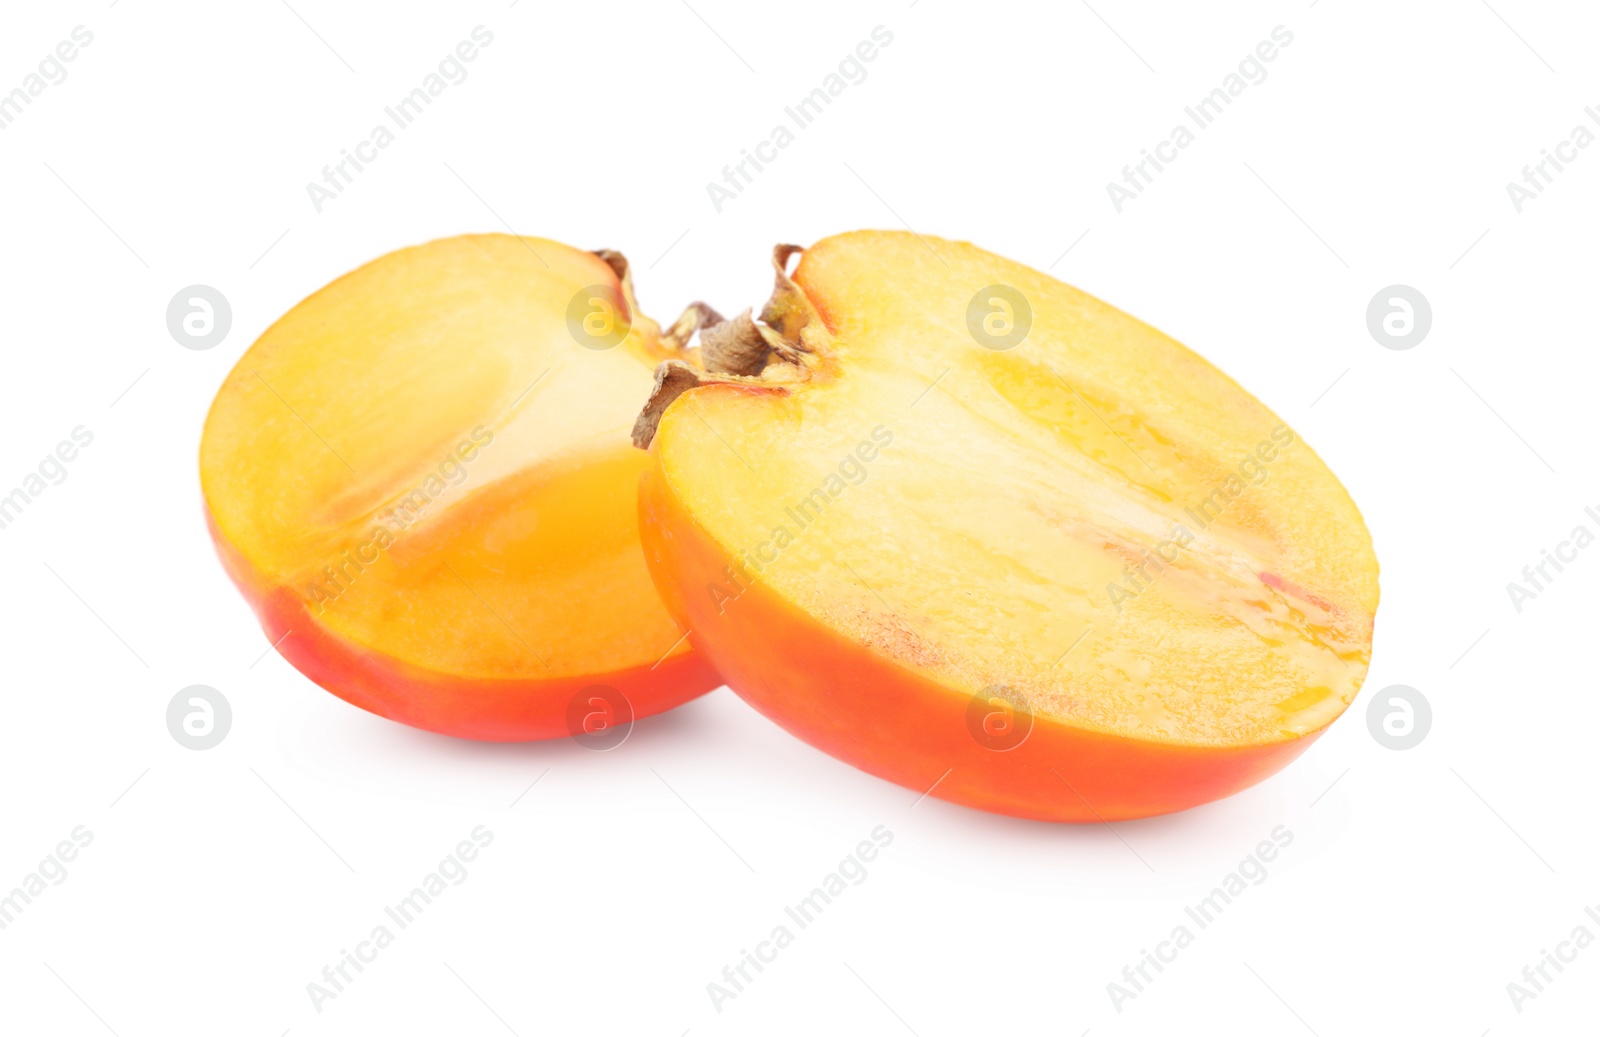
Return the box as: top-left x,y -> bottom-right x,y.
648,231 -> 1377,753
202,234 -> 716,737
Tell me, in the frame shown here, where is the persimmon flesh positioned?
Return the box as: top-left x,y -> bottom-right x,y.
201,234 -> 719,740
638,231 -> 1378,820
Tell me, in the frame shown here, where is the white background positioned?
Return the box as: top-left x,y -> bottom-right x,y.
1,1 -> 1595,1034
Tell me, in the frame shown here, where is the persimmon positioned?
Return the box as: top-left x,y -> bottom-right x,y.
635,231 -> 1379,821
201,234 -> 720,740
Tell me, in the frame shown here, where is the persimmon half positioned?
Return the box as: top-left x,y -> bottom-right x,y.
201,234 -> 720,740
634,231 -> 1379,821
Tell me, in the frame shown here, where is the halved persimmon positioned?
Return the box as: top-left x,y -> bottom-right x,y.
201,234 -> 720,740
635,231 -> 1379,820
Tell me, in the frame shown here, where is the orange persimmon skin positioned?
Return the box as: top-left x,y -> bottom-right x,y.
638,462 -> 1321,822
208,508 -> 719,741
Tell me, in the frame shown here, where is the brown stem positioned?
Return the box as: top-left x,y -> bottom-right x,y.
631,361 -> 760,449
661,302 -> 725,352
631,244 -> 827,449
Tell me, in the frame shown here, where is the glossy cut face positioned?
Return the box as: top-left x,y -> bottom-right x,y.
641,230 -> 1378,819
201,234 -> 717,739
